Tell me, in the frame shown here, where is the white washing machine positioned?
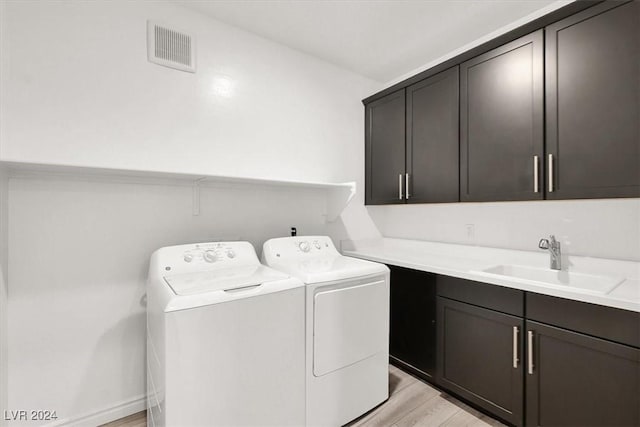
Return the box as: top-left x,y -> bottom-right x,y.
146,241 -> 305,427
262,236 -> 390,427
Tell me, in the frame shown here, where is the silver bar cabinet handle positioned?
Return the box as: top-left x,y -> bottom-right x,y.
405,173 -> 410,199
548,154 -> 554,192
398,174 -> 403,200
533,155 -> 539,193
527,330 -> 534,375
513,326 -> 519,368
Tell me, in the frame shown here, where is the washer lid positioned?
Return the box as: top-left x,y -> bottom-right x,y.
268,255 -> 388,284
164,265 -> 289,296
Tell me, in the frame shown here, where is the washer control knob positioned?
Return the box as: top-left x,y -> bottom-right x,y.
183,253 -> 194,263
299,241 -> 310,253
227,249 -> 236,259
314,241 -> 321,249
203,250 -> 217,263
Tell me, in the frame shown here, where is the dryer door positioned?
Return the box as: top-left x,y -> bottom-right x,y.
313,277 -> 389,377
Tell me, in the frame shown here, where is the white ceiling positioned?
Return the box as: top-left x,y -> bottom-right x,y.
178,0 -> 563,83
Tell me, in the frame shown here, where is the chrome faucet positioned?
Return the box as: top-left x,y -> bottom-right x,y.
538,235 -> 561,270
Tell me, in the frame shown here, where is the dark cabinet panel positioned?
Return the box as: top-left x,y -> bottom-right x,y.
406,67 -> 459,203
389,266 -> 437,379
437,275 -> 523,316
389,268 -> 640,427
545,1 -> 640,199
438,297 -> 523,426
527,292 -> 640,348
460,30 -> 544,202
526,320 -> 640,426
366,1 -> 639,204
365,89 -> 405,204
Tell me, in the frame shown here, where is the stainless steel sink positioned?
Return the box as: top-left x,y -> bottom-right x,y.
474,264 -> 624,295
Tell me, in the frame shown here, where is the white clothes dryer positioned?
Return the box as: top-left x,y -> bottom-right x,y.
262,236 -> 390,427
147,241 -> 305,427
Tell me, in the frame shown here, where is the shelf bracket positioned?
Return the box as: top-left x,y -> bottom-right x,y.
325,182 -> 356,222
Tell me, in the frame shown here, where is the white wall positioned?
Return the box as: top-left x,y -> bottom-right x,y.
0,0 -> 377,184
0,165 -> 8,427
0,0 -> 379,424
7,174 -> 329,425
0,7 -> 9,423
368,199 -> 640,261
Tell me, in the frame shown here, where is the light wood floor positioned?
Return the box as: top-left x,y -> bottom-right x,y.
102,410 -> 146,427
102,365 -> 505,427
346,364 -> 505,427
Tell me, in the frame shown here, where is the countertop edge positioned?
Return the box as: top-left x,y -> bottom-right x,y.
344,249 -> 640,314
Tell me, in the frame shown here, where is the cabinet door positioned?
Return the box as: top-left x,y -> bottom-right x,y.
406,67 -> 459,203
365,90 -> 406,205
526,321 -> 640,426
389,266 -> 437,379
460,30 -> 544,202
545,1 -> 640,199
438,297 -> 523,426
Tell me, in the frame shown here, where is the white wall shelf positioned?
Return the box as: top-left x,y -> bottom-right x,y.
0,161 -> 356,222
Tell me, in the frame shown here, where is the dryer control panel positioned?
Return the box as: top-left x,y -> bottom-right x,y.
152,241 -> 260,276
262,236 -> 340,265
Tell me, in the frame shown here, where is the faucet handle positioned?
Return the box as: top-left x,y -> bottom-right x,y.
538,238 -> 549,250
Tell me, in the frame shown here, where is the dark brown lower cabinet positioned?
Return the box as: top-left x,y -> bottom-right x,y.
389,266 -> 437,379
393,270 -> 640,427
437,297 -> 524,426
525,320 -> 640,427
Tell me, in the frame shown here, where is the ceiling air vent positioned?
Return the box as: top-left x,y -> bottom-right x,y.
147,21 -> 196,73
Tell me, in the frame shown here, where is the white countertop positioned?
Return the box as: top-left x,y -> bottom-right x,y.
342,238 -> 640,313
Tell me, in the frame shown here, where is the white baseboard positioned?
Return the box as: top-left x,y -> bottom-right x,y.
44,395 -> 147,427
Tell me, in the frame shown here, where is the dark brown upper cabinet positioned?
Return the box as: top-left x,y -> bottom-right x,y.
406,67 -> 459,203
365,1 -> 639,205
365,89 -> 406,205
460,30 -> 544,202
545,1 -> 640,199
366,68 -> 460,205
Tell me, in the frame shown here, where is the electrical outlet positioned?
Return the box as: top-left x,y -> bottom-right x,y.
465,224 -> 475,242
